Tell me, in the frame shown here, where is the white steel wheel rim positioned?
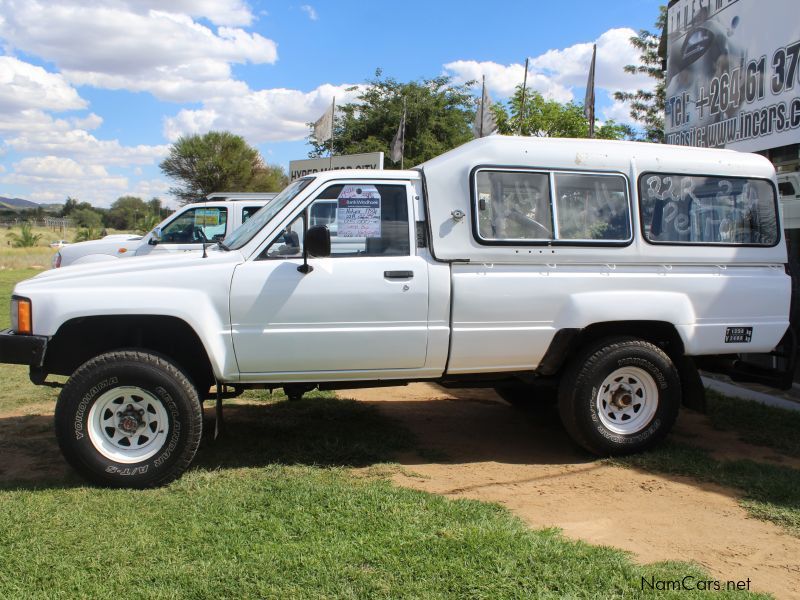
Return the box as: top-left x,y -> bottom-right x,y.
87,386 -> 170,464
596,366 -> 659,435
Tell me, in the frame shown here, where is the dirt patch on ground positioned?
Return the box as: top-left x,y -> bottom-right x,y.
339,383 -> 800,600
0,409 -> 70,484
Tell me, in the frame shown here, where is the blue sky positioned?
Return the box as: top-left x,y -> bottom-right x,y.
0,0 -> 662,207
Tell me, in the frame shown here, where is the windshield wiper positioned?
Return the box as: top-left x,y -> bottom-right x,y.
216,239 -> 230,251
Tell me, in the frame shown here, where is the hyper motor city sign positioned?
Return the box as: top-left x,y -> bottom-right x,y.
289,152 -> 384,180
665,0 -> 800,151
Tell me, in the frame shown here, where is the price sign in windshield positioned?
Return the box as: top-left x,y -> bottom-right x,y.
336,185 -> 381,238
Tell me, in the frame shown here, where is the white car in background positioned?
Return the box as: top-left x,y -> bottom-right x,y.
53,193 -> 276,268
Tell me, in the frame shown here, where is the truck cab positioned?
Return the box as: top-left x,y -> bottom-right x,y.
53,193 -> 277,268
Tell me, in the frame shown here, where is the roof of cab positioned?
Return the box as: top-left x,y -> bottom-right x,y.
300,168 -> 421,184
418,136 -> 775,180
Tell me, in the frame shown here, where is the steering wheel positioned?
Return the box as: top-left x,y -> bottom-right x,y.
508,210 -> 552,237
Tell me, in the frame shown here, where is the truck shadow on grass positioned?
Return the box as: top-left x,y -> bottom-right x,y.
194,397 -> 417,470
0,392 -> 589,490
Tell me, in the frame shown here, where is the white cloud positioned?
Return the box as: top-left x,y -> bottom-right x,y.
600,93 -> 636,125
124,0 -> 254,27
0,107 -> 168,167
530,28 -> 650,93
70,113 -> 103,130
444,27 -> 653,107
0,1 -> 277,102
163,83 -> 363,143
2,155 -> 129,205
0,56 -> 87,113
35,0 -> 256,27
127,177 -> 171,202
1,157 -> 174,206
443,60 -> 573,102
300,5 -> 318,21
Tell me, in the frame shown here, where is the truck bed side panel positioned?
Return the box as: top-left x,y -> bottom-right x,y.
446,262 -> 790,374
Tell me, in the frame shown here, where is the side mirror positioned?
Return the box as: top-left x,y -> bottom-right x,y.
306,225 -> 331,258
149,227 -> 162,245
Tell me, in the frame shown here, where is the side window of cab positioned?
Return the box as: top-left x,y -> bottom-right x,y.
161,207 -> 228,243
261,183 -> 410,259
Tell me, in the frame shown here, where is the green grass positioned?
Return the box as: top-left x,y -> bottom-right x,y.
0,269 -> 62,412
0,467 -> 767,599
0,268 -> 41,329
613,442 -> 800,536
706,390 -> 800,458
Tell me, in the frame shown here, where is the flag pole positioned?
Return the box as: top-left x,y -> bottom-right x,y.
479,75 -> 485,138
329,96 -> 336,170
401,97 -> 407,170
518,58 -> 529,136
585,44 -> 596,139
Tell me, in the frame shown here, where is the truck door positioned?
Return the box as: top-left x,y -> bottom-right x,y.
136,204 -> 228,256
229,181 -> 429,375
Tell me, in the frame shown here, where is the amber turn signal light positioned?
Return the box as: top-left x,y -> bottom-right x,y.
12,297 -> 32,335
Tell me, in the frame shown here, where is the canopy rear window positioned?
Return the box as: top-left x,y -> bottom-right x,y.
639,173 -> 779,246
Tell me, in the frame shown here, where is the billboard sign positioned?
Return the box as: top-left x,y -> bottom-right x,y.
665,0 -> 800,152
289,152 -> 384,180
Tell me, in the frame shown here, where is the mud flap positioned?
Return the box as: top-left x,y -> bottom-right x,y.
675,355 -> 706,413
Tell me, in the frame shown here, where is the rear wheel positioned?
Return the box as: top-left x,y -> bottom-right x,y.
55,350 -> 202,488
558,337 -> 680,455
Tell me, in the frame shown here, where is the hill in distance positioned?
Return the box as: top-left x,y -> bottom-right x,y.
0,196 -> 40,210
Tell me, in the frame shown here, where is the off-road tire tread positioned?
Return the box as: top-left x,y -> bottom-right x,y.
558,337 -> 680,456
55,349 -> 202,488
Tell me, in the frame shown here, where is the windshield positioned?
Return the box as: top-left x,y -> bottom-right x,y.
223,178 -> 314,250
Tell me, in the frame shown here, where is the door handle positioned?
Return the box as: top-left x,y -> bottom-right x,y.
384,270 -> 414,279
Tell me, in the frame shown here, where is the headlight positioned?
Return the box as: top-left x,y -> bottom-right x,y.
52,252 -> 62,268
10,296 -> 32,335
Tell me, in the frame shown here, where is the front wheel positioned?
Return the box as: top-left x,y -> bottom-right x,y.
55,350 -> 203,488
558,337 -> 680,455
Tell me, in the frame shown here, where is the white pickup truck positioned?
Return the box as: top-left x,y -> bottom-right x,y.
0,137 -> 793,488
53,194 -> 276,268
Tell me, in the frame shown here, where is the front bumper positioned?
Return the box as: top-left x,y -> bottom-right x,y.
0,328 -> 48,367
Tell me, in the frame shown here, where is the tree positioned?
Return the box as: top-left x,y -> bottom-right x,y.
493,86 -> 632,140
309,71 -> 475,168
61,197 -> 78,216
247,165 -> 289,192
8,222 -> 42,247
160,131 -> 276,205
138,214 -> 162,234
74,226 -> 100,242
60,196 -> 94,218
613,6 -> 667,142
71,207 -> 103,229
105,196 -> 148,230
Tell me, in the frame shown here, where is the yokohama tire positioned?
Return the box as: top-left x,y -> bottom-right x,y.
558,337 -> 680,455
54,350 -> 202,488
